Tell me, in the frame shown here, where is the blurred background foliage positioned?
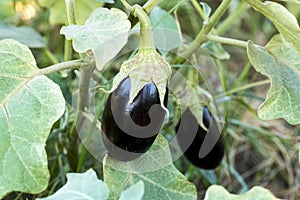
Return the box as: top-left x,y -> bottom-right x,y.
1,0 -> 300,199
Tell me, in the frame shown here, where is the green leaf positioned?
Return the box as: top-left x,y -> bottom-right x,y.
169,70 -> 213,129
200,2 -> 212,19
38,0 -> 102,25
149,7 -> 181,51
202,41 -> 230,60
0,24 -> 46,48
119,181 -> 144,200
37,169 -> 109,200
103,135 -> 197,200
247,35 -> 300,124
204,185 -> 278,200
244,0 -> 300,54
60,8 -> 131,70
0,39 -> 65,198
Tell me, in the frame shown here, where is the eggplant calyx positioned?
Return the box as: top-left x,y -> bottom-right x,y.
109,50 -> 171,114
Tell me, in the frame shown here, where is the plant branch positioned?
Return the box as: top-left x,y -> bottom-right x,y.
76,93 -> 108,172
64,40 -> 73,61
43,48 -> 59,64
204,35 -> 248,48
65,0 -> 77,25
143,0 -> 164,13
64,0 -> 77,61
121,0 -> 133,12
76,66 -> 95,113
175,0 -> 232,64
38,60 -> 86,75
67,62 -> 95,171
217,79 -> 270,98
216,1 -> 249,35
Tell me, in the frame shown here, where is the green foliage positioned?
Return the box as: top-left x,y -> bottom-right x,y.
204,185 -> 278,200
37,169 -> 144,200
149,7 -> 181,51
60,8 -> 131,70
202,41 -> 230,60
103,135 -> 197,200
247,35 -> 300,124
37,169 -> 109,200
0,24 -> 46,48
0,0 -> 299,199
244,0 -> 300,54
0,39 -> 65,198
119,181 -> 144,200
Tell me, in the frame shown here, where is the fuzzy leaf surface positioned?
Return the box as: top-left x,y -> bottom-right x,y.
204,185 -> 278,200
60,8 -> 131,70
0,39 -> 65,198
247,35 -> 300,124
37,169 -> 109,200
103,135 -> 197,200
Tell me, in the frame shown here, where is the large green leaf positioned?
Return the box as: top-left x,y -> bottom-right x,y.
244,0 -> 300,54
0,39 -> 65,198
247,35 -> 300,124
38,0 -> 102,25
204,185 -> 278,200
60,8 -> 131,70
37,169 -> 109,200
103,135 -> 197,200
0,24 -> 46,48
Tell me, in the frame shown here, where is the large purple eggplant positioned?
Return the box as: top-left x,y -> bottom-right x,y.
101,77 -> 167,161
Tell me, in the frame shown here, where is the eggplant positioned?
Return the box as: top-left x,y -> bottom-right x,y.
101,77 -> 167,161
176,107 -> 224,169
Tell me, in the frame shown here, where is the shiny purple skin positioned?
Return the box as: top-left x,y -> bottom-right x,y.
101,77 -> 168,161
176,107 -> 224,169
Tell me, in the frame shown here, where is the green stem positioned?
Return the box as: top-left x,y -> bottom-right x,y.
76,93 -> 108,172
77,66 -> 95,113
38,60 -> 86,75
65,0 -> 77,25
191,0 -> 206,20
175,0 -> 232,64
64,39 -> 72,61
204,35 -> 248,48
67,64 -> 95,171
216,1 -> 249,35
43,48 -> 59,64
217,79 -> 270,98
64,0 -> 77,61
64,0 -> 92,171
132,5 -> 156,52
121,0 -> 134,12
143,0 -> 164,13
67,123 -> 79,171
232,61 -> 251,89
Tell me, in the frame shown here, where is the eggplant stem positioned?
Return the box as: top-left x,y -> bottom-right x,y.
132,5 -> 156,53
